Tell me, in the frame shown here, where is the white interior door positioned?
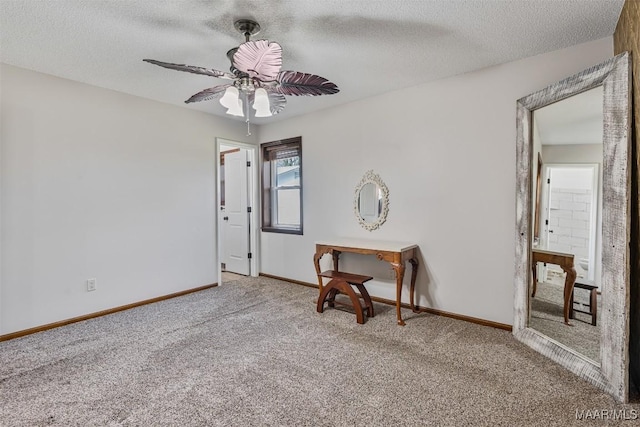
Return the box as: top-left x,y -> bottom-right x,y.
223,149 -> 250,275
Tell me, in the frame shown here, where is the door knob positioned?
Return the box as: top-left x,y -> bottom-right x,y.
223,216 -> 229,221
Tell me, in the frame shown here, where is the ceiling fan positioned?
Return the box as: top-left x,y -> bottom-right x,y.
144,19 -> 339,135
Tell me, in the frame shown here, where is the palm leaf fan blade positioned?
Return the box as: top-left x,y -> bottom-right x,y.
267,91 -> 287,115
185,84 -> 232,104
275,71 -> 339,96
232,40 -> 282,81
143,59 -> 235,80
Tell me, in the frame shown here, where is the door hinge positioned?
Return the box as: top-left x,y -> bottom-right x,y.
248,252 -> 252,259
247,161 -> 251,167
247,207 -> 252,213
547,178 -> 550,184
545,219 -> 548,225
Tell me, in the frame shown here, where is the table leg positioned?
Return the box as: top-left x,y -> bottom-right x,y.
391,262 -> 406,326
561,265 -> 577,326
332,250 -> 340,272
569,288 -> 575,320
409,258 -> 419,313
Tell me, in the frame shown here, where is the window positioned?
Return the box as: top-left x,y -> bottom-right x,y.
261,137 -> 302,234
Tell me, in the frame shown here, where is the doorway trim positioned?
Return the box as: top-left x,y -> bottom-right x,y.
216,138 -> 259,280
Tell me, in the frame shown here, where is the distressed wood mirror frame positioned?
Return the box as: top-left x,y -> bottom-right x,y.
514,52 -> 632,403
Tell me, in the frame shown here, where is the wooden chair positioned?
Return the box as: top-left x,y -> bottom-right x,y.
316,271 -> 374,324
569,281 -> 598,326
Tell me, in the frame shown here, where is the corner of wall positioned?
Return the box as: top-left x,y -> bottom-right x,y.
613,0 -> 640,397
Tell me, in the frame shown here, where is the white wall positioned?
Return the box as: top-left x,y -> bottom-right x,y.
542,144 -> 603,164
0,64 -> 254,335
257,37 -> 613,326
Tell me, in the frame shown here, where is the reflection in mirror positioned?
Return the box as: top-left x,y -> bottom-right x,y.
529,87 -> 603,363
354,170 -> 389,231
358,183 -> 382,223
514,52 -> 631,403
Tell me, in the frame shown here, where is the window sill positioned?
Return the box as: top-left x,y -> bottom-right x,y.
261,226 -> 303,235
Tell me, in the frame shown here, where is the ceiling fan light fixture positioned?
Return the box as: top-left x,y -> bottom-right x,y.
219,86 -> 244,117
227,98 -> 244,117
253,88 -> 272,117
144,19 -> 338,135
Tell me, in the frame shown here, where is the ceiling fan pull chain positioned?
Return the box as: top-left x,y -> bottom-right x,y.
244,93 -> 251,136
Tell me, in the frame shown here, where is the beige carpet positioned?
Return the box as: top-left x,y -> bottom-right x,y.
0,273 -> 637,426
530,281 -> 601,362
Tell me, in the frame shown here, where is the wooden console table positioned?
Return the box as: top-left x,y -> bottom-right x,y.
531,248 -> 577,326
313,238 -> 419,326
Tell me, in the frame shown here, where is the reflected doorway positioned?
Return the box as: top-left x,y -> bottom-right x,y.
539,164 -> 599,283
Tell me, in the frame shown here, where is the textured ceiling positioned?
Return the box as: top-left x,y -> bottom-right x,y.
0,0 -> 624,124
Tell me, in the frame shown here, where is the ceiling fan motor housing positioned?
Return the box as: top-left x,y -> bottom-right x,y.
234,19 -> 261,41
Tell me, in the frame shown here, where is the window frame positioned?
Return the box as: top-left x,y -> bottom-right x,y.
261,137 -> 303,235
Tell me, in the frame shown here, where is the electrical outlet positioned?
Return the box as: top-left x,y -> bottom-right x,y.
87,278 -> 97,292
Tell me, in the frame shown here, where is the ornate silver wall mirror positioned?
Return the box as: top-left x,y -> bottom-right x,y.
514,52 -> 631,402
354,170 -> 389,231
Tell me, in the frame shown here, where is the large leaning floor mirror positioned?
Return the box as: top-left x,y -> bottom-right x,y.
514,52 -> 632,403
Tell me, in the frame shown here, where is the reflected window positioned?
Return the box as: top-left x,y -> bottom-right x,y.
261,137 -> 303,235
